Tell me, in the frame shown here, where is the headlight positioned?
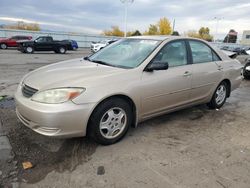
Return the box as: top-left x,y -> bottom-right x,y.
31,88 -> 85,104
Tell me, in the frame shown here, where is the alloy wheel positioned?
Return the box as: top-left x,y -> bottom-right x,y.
59,47 -> 65,53
26,47 -> 33,53
99,107 -> 127,139
1,44 -> 7,49
215,85 -> 226,105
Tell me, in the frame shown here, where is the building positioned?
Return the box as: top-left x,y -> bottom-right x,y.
241,30 -> 250,45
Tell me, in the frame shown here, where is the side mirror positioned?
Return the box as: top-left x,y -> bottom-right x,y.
83,56 -> 90,60
145,61 -> 169,72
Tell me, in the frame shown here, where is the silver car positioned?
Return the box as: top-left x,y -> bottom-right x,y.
15,36 -> 242,145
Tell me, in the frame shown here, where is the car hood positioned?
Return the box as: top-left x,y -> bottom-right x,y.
23,58 -> 128,90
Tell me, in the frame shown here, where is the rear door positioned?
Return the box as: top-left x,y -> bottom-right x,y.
141,40 -> 193,118
188,40 -> 222,102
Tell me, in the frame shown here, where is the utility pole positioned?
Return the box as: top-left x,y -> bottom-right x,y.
120,0 -> 134,37
213,17 -> 224,42
172,19 -> 175,33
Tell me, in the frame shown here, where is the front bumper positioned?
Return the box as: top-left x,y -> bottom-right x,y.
15,87 -> 96,138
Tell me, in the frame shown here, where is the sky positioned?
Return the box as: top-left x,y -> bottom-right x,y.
0,0 -> 250,39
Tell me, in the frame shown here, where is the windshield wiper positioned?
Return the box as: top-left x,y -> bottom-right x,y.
83,57 -> 111,66
84,58 -> 128,69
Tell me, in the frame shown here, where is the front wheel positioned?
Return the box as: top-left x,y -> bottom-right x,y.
207,81 -> 228,109
88,98 -> 132,145
0,43 -> 7,49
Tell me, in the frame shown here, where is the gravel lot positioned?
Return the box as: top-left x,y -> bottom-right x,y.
0,48 -> 250,188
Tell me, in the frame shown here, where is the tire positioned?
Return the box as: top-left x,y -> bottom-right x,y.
25,46 -> 34,53
0,43 -> 7,49
243,63 -> 250,80
207,81 -> 229,109
58,46 -> 66,54
88,98 -> 132,145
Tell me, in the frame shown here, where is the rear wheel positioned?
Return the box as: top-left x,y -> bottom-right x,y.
207,81 -> 228,109
0,43 -> 7,49
25,46 -> 34,53
58,46 -> 66,54
88,98 -> 132,145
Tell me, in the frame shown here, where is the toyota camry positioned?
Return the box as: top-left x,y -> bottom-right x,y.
15,36 -> 243,145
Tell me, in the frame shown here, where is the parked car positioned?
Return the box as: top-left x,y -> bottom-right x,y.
62,40 -> 78,50
90,39 -> 117,53
0,35 -> 32,49
15,36 -> 242,145
220,46 -> 248,55
243,58 -> 250,79
17,36 -> 73,54
220,50 -> 237,59
245,47 -> 250,55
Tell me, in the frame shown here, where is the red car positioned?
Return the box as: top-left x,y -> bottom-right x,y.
0,35 -> 32,49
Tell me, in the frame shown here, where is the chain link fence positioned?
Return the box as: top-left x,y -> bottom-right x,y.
0,29 -> 120,48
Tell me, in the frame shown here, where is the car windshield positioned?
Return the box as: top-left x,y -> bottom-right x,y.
88,38 -> 161,69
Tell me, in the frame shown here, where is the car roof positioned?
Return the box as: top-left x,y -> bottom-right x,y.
128,35 -> 208,42
128,35 -> 183,41
12,35 -> 31,37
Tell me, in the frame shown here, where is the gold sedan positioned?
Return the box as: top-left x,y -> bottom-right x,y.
15,36 -> 242,145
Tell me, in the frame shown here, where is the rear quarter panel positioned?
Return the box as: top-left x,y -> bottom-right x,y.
216,59 -> 243,91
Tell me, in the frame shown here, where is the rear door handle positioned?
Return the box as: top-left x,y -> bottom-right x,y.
183,71 -> 192,77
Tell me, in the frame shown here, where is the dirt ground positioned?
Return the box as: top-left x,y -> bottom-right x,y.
0,48 -> 250,188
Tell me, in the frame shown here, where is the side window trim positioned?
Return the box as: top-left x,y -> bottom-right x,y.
184,39 -> 193,65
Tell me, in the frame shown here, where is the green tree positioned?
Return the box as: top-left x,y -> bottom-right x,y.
172,31 -> 180,36
131,30 -> 141,36
158,17 -> 172,35
187,27 -> 213,42
144,24 -> 158,35
103,26 -> 124,37
144,17 -> 172,35
4,21 -> 40,31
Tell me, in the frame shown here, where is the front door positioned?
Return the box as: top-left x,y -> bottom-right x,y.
35,37 -> 53,51
141,40 -> 193,118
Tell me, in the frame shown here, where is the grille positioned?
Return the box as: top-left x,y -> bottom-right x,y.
22,84 -> 38,98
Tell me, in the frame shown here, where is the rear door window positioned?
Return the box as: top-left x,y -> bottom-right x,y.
189,40 -> 218,64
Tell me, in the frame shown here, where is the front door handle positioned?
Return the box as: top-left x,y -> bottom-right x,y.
183,71 -> 192,77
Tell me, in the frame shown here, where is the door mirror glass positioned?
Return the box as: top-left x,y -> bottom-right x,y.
145,61 -> 169,72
